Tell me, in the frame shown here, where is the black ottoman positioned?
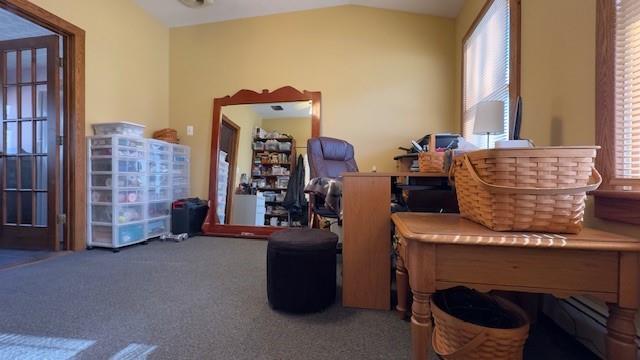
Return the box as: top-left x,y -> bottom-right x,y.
267,229 -> 338,313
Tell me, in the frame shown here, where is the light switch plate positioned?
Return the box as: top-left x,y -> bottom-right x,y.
187,125 -> 194,136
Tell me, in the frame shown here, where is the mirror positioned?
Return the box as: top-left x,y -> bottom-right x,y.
204,87 -> 321,238
218,101 -> 311,227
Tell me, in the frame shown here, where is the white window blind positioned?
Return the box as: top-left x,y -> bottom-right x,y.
463,0 -> 510,148
615,0 -> 640,179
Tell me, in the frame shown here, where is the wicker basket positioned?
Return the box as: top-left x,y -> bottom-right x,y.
431,295 -> 530,360
153,128 -> 179,143
450,147 -> 601,234
419,151 -> 445,172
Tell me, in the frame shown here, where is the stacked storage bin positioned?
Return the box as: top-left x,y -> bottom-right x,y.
146,139 -> 172,238
216,151 -> 229,224
87,136 -> 148,250
171,144 -> 190,201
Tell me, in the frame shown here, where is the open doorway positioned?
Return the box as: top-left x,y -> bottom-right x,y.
0,1 -> 85,252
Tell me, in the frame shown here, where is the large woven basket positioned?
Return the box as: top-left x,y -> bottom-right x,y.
431,295 -> 530,360
419,151 -> 445,172
153,128 -> 179,143
450,147 -> 601,234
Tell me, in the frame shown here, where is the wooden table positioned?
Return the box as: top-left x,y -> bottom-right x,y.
341,172 -> 449,310
392,212 -> 640,360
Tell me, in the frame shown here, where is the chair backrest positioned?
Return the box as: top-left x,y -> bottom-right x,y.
307,137 -> 359,178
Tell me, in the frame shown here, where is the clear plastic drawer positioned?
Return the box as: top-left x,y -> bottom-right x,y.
149,160 -> 169,174
91,159 -> 112,172
173,162 -> 188,173
118,223 -> 145,245
91,174 -> 113,187
117,159 -> 144,173
116,204 -> 144,224
149,174 -> 169,187
173,154 -> 189,163
149,152 -> 170,161
172,175 -> 188,185
91,205 -> 113,223
115,174 -> 144,188
117,138 -> 144,149
116,189 -> 144,204
173,186 -> 189,200
91,137 -> 112,147
146,218 -> 169,237
92,148 -> 112,156
91,190 -> 112,203
149,142 -> 170,153
117,147 -> 144,159
149,187 -> 170,201
91,225 -> 113,244
148,201 -> 170,218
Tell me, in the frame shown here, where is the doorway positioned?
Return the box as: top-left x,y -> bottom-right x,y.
0,35 -> 60,250
219,115 -> 239,224
0,1 -> 85,251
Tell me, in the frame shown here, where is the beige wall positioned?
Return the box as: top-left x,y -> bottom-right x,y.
221,105 -> 262,190
455,0 -> 640,236
261,117 -> 312,156
170,5 -> 456,198
30,0 -> 170,137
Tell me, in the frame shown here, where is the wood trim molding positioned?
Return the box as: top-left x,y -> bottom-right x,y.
203,86 -> 321,238
594,0 -> 640,225
460,0 -> 521,137
0,0 -> 86,250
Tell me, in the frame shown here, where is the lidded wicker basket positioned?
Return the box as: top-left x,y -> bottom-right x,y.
431,295 -> 530,360
152,128 -> 179,143
450,147 -> 601,234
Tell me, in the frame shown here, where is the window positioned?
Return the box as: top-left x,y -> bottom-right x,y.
595,0 -> 640,224
462,0 -> 520,148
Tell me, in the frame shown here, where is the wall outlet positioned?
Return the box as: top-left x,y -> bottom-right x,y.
186,125 -> 194,136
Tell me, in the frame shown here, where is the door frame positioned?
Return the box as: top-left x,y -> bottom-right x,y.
0,0 -> 86,251
220,114 -> 239,224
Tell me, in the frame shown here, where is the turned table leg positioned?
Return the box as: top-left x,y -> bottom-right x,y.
396,240 -> 409,319
411,290 -> 433,360
606,304 -> 638,360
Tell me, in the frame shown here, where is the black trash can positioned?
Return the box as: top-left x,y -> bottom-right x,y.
171,198 -> 209,237
267,229 -> 338,313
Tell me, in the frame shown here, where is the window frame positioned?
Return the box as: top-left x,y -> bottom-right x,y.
461,0 -> 521,143
594,0 -> 640,225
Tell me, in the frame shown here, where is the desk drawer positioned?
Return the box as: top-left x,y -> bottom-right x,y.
435,245 -> 618,296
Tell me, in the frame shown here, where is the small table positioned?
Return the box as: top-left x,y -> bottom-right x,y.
392,212 -> 640,360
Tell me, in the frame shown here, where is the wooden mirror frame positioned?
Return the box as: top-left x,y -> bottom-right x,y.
202,86 -> 321,238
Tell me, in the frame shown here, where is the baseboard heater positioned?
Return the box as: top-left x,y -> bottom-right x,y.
543,295 -> 640,359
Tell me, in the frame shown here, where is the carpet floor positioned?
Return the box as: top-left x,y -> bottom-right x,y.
0,237 -> 598,359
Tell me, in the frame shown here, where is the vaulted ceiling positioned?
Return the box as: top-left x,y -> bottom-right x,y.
134,0 -> 464,27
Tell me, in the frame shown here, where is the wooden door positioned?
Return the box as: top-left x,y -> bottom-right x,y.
220,116 -> 239,224
0,36 -> 60,250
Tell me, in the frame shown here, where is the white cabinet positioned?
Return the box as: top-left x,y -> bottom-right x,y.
231,194 -> 266,226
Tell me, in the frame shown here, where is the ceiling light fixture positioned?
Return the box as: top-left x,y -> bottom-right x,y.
178,0 -> 214,8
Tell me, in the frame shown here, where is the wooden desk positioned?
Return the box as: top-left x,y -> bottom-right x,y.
341,171 -> 448,310
392,212 -> 640,360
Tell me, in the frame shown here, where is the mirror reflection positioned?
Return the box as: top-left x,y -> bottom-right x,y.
216,101 -> 312,227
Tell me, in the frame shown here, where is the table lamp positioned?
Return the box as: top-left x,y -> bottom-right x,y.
473,100 -> 504,149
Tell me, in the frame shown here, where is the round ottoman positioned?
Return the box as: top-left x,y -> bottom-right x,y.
267,229 -> 338,313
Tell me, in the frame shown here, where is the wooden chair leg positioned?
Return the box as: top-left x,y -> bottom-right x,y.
606,304 -> 638,360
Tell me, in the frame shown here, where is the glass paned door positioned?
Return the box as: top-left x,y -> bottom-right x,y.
0,35 -> 59,250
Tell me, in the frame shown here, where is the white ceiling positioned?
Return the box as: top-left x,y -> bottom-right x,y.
0,8 -> 53,41
251,101 -> 311,119
134,0 -> 465,27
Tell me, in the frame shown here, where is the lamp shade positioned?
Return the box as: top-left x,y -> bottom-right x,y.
473,101 -> 505,135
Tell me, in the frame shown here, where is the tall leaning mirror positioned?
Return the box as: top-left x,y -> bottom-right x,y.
203,86 -> 321,238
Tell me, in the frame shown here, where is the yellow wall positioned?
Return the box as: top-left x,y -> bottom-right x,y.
261,117 -> 312,156
221,105 -> 262,190
30,0 -> 170,137
456,0 -> 640,236
170,5 -> 456,198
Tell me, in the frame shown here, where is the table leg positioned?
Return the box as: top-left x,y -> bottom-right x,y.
606,304 -> 638,360
396,258 -> 409,319
411,290 -> 432,360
